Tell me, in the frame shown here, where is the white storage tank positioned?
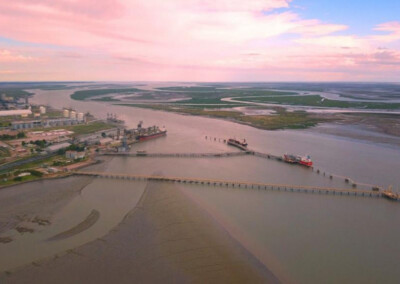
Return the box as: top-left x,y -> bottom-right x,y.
70,110 -> 77,119
39,106 -> 46,114
63,109 -> 70,118
77,112 -> 84,121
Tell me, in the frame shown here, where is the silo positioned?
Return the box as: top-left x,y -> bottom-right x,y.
39,106 -> 46,114
63,109 -> 70,118
77,112 -> 84,121
70,110 -> 77,119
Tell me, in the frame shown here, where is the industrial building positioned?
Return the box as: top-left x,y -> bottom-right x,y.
0,109 -> 32,117
45,142 -> 71,153
65,150 -> 85,160
11,117 -> 85,130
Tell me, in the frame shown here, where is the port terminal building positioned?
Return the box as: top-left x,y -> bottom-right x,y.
11,118 -> 84,130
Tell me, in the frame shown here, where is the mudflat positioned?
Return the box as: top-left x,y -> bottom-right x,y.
2,181 -> 280,283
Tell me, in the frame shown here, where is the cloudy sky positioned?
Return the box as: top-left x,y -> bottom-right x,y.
0,0 -> 399,81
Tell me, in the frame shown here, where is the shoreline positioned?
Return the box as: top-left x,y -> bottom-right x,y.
116,103 -> 323,130
0,159 -> 101,191
116,103 -> 400,147
1,180 -> 281,283
0,155 -> 113,272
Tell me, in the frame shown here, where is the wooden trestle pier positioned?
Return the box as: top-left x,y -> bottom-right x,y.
73,171 -> 387,199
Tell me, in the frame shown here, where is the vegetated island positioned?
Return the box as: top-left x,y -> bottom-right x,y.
118,104 -> 324,130
69,84 -> 400,132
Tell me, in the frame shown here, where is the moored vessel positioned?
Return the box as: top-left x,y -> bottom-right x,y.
284,154 -> 313,167
298,155 -> 313,167
135,121 -> 167,142
382,187 -> 400,201
283,154 -> 297,164
227,138 -> 248,151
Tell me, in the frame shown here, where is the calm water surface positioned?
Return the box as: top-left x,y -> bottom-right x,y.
24,88 -> 400,283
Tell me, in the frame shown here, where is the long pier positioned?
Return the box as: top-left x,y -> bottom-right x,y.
99,150 -> 381,189
101,151 -> 250,158
102,150 -> 285,161
73,171 -> 385,198
101,150 -> 284,161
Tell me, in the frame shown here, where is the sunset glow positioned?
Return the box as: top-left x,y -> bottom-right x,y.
0,0 -> 399,81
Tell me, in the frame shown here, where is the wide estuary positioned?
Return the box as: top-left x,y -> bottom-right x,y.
1,87 -> 400,283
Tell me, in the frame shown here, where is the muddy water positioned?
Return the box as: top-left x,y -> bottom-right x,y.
0,167 -> 146,272
7,87 -> 398,283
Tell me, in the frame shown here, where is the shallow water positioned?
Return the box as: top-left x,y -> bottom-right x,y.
0,170 -> 146,272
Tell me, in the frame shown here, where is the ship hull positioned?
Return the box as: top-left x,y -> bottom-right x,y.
299,161 -> 313,167
137,131 -> 167,142
227,141 -> 247,151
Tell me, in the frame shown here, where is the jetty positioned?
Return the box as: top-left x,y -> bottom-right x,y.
71,171 -> 397,200
100,150 -> 283,160
101,151 -> 250,158
97,138 -> 396,199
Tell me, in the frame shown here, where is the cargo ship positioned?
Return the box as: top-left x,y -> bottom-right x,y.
227,138 -> 248,151
136,122 -> 167,142
283,154 -> 313,167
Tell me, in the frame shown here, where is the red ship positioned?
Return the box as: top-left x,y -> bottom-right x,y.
137,130 -> 167,141
284,154 -> 313,167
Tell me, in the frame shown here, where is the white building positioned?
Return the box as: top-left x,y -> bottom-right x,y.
45,142 -> 71,153
65,150 -> 85,160
0,109 -> 32,117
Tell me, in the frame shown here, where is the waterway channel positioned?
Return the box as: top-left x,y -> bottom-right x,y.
3,86 -> 399,283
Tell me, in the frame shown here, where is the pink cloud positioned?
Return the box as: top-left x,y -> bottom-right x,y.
371,21 -> 400,43
0,49 -> 35,62
3,0 -> 123,19
194,0 -> 291,11
0,0 -> 399,81
0,70 -> 16,74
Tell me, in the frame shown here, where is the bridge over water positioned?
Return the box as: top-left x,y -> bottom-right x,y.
73,171 -> 388,199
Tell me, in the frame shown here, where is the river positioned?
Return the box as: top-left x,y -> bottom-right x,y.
8,87 -> 400,283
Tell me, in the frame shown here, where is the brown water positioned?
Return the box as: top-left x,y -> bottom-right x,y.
0,172 -> 146,272
8,87 -> 399,283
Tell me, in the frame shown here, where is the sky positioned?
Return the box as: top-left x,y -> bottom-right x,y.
0,0 -> 399,82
